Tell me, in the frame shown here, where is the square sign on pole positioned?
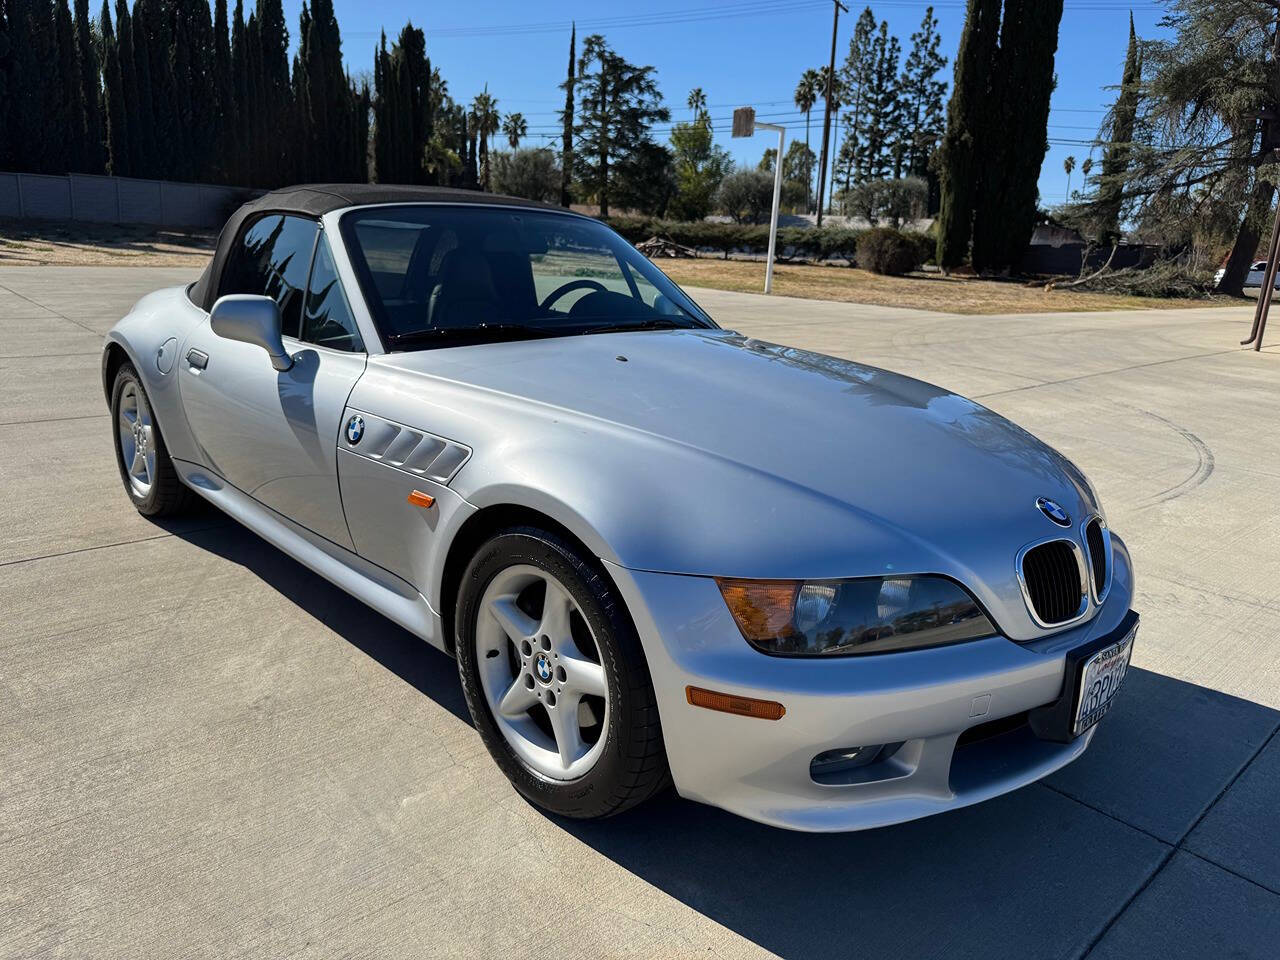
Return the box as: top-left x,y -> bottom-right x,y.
732,106 -> 784,295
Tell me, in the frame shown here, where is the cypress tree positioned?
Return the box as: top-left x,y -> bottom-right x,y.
115,0 -> 143,176
372,31 -> 390,182
935,0 -> 1000,271
245,11 -> 264,180
1096,13 -> 1141,242
212,0 -> 231,181
971,0 -> 1065,273
559,22 -> 575,207
99,0 -> 129,175
0,0 -> 9,170
254,0 -> 290,184
170,0 -> 198,181
229,0 -> 246,183
50,0 -> 79,172
74,0 -> 104,172
131,0 -> 169,177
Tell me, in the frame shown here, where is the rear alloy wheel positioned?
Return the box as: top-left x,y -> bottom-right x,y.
110,363 -> 195,517
455,527 -> 670,818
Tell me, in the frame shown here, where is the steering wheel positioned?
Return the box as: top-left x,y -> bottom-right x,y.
539,279 -> 608,312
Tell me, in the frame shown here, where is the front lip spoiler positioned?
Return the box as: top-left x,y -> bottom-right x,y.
1027,608 -> 1139,743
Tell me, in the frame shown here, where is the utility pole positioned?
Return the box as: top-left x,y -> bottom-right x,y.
1243,12 -> 1280,351
815,0 -> 847,228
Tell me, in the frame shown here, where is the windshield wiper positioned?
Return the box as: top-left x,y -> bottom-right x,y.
582,318 -> 683,335
388,323 -> 562,347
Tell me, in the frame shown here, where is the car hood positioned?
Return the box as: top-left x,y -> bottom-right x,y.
379,328 -> 1095,547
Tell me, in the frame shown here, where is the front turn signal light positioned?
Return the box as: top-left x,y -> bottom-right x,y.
686,685 -> 786,720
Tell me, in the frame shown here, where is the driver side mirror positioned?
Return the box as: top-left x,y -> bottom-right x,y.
210,295 -> 293,372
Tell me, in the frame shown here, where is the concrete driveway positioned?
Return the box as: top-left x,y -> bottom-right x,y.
3,266 -> 1279,959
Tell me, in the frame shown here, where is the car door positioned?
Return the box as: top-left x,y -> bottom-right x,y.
179,214 -> 366,550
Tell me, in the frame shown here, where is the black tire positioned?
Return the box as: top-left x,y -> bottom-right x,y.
455,526 -> 671,819
110,362 -> 196,517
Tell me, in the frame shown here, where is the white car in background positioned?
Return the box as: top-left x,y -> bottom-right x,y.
1215,260 -> 1276,288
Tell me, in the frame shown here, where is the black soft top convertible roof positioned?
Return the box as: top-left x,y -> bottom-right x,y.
190,183 -> 569,311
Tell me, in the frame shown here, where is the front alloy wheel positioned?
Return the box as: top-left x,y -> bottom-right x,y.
476,564 -> 610,780
455,526 -> 670,819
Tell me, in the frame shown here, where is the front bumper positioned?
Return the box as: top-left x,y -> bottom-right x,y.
604,535 -> 1136,832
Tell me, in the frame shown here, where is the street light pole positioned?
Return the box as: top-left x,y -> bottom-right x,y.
733,108 -> 786,294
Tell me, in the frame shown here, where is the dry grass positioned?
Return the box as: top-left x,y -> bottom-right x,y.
652,256 -> 1245,315
0,220 -> 214,266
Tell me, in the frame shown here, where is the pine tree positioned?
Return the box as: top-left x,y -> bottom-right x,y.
837,8 -> 876,193
898,4 -> 947,199
935,0 -> 1001,270
74,0 -> 104,172
971,0 -> 1065,273
1095,13 -> 1141,242
559,22 -> 575,207
854,20 -> 902,184
573,34 -> 669,217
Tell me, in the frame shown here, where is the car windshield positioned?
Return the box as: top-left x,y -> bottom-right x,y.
339,205 -> 714,348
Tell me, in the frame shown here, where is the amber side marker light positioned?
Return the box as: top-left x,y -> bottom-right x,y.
686,685 -> 786,721
407,490 -> 436,508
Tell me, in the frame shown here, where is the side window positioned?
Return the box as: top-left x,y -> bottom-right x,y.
301,236 -> 364,352
219,214 -> 319,338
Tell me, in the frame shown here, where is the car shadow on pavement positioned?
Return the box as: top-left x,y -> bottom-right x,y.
164,515 -> 473,726
559,668 -> 1280,960
161,514 -> 1280,960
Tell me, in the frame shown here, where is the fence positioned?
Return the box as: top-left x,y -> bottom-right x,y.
0,172 -> 258,229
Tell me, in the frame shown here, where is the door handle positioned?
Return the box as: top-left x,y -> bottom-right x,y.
186,348 -> 209,370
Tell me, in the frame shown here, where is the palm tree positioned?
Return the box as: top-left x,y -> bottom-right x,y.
815,64 -> 845,217
502,112 -> 527,150
687,87 -> 708,122
795,69 -> 821,213
1080,156 -> 1093,193
471,86 -> 501,191
1063,155 -> 1076,200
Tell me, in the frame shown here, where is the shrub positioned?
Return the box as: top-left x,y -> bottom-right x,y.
856,227 -> 923,275
599,217 -> 876,265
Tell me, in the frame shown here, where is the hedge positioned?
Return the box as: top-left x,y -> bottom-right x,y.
603,216 -> 931,269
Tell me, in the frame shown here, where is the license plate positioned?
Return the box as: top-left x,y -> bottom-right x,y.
1072,625 -> 1136,737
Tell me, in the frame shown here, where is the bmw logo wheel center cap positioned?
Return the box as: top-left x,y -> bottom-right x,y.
534,653 -> 554,684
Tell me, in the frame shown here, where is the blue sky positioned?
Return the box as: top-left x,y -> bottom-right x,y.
310,0 -> 1169,208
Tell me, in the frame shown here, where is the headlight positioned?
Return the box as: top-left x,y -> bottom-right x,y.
715,576 -> 996,656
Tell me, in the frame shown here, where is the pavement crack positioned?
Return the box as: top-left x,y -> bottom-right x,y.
0,282 -> 101,335
0,521 -> 229,568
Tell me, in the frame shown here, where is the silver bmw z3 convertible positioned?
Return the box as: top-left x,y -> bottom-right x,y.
103,184 -> 1138,831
